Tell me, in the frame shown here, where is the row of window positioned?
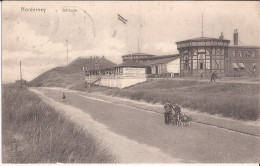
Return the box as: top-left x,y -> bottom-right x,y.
177,41 -> 229,48
181,48 -> 225,57
181,59 -> 224,70
231,50 -> 256,58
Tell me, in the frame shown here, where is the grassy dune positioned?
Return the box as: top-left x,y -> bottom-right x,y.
2,84 -> 116,163
101,79 -> 259,121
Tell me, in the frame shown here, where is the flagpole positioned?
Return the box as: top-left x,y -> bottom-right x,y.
138,33 -> 140,53
20,60 -> 22,88
202,13 -> 204,37
138,15 -> 142,53
138,17 -> 140,53
118,14 -> 131,60
66,39 -> 68,66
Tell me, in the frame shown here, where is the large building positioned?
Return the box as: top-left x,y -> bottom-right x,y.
176,30 -> 260,77
176,37 -> 230,77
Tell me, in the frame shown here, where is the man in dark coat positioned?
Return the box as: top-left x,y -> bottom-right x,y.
164,102 -> 173,124
211,72 -> 217,82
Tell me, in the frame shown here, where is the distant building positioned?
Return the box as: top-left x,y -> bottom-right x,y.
15,79 -> 27,86
144,56 -> 180,76
83,57 -> 117,76
84,59 -> 147,89
122,53 -> 180,76
115,60 -> 146,76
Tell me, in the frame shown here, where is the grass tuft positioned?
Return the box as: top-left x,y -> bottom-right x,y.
2,84 -> 116,163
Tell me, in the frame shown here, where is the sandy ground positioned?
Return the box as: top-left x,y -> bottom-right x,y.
40,87 -> 260,128
30,89 -> 185,163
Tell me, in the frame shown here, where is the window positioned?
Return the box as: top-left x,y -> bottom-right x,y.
238,63 -> 245,70
206,63 -> 210,69
252,63 -> 257,71
206,50 -> 210,55
216,49 -> 222,56
200,63 -> 204,70
252,51 -> 255,57
199,54 -> 205,59
193,60 -> 197,69
245,51 -> 250,57
232,51 -> 236,57
232,63 -> 239,72
185,63 -> 188,70
239,51 -> 243,57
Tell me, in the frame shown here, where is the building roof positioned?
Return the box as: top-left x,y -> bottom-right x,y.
142,54 -> 179,60
122,52 -> 156,58
229,45 -> 260,49
144,56 -> 179,66
176,37 -> 230,43
117,60 -> 146,68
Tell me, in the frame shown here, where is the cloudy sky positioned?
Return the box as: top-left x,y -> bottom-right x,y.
2,1 -> 260,82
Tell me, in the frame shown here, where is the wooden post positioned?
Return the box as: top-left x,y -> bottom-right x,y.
20,60 -> 22,88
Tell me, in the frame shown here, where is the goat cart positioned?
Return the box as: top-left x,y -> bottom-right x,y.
169,113 -> 192,127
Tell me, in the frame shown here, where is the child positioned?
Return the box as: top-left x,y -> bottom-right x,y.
62,92 -> 66,102
174,104 -> 182,126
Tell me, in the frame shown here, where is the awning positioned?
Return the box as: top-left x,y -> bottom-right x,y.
232,63 -> 239,69
238,63 -> 245,68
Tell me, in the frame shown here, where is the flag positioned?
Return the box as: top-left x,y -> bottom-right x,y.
118,14 -> 127,24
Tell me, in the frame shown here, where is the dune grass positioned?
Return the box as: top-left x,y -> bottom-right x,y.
2,84 -> 116,163
102,79 -> 259,121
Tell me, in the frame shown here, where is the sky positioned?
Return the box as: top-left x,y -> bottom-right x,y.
2,1 -> 260,83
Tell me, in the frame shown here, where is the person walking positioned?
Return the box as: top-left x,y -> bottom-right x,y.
62,92 -> 66,102
211,72 -> 217,82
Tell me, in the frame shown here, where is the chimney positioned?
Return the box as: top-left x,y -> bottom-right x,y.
219,32 -> 224,39
233,29 -> 238,45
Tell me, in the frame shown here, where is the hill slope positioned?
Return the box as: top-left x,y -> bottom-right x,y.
29,57 -> 116,88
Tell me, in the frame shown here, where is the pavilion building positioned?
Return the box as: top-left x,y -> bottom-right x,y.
176,37 -> 230,77
176,30 -> 260,77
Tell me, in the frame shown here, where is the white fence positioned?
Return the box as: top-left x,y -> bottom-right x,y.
85,75 -> 146,89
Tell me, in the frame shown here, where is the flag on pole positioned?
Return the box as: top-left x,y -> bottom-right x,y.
118,14 -> 127,24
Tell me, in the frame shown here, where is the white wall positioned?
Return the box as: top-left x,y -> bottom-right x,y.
166,58 -> 180,74
99,78 -> 146,89
122,67 -> 146,78
87,67 -> 147,89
